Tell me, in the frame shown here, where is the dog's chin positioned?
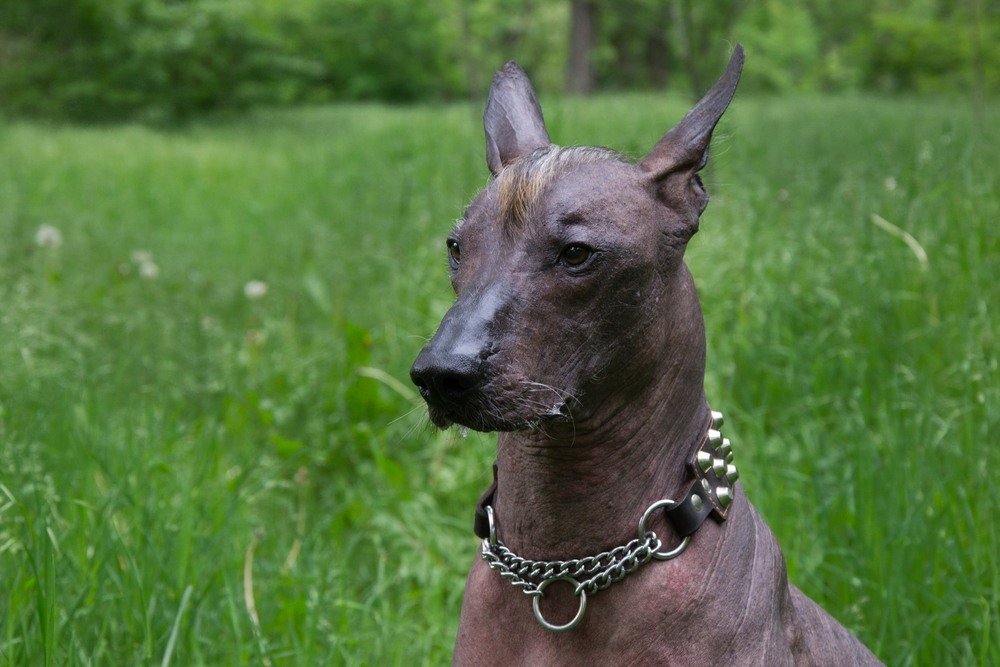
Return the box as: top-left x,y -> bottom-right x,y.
425,402 -> 566,434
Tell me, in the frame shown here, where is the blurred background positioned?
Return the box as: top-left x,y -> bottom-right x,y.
0,0 -> 996,122
0,1 -> 996,665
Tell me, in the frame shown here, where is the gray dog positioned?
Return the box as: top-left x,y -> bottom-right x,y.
411,45 -> 880,665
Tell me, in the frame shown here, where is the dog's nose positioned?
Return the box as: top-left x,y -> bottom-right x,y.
410,350 -> 483,403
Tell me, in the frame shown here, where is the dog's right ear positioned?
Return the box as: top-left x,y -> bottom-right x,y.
484,62 -> 551,176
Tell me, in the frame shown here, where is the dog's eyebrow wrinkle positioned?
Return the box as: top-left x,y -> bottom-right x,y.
557,213 -> 586,227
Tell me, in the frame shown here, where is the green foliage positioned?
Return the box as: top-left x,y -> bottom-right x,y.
588,0 -> 671,90
2,0 -> 997,122
278,0 -> 570,103
737,0 -> 1000,94
736,0 -> 823,91
283,0 -> 463,102
861,10 -> 1000,93
0,0 -> 316,122
0,93 -> 997,663
456,0 -> 570,97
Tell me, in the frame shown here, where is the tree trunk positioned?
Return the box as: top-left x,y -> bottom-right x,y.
968,0 -> 986,124
458,0 -> 480,99
645,5 -> 674,90
611,22 -> 633,88
676,0 -> 705,98
566,0 -> 596,94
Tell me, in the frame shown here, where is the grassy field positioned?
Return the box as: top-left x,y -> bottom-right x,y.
0,91 -> 996,664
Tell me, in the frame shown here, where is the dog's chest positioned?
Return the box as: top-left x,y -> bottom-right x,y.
453,553 -> 792,666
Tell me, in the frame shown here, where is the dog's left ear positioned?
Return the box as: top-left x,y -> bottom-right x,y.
640,45 -> 744,215
484,62 -> 552,176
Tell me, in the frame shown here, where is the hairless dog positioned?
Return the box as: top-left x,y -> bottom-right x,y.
411,45 -> 881,665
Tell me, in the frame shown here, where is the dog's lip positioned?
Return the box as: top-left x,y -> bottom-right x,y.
418,372 -> 576,432
424,396 -> 570,433
427,403 -> 503,432
426,405 -> 454,429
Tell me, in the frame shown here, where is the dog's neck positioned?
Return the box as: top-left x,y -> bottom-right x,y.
493,266 -> 711,559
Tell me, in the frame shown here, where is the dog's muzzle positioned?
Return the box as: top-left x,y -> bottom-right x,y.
410,283 -> 509,428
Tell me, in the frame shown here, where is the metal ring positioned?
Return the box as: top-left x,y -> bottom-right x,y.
532,576 -> 588,632
638,499 -> 690,561
485,505 -> 497,547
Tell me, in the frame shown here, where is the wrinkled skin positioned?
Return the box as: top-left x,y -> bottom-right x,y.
422,159 -> 687,434
410,46 -> 881,666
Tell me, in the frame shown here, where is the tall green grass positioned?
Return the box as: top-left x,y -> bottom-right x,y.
0,93 -> 996,664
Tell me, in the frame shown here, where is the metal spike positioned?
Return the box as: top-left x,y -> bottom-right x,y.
711,410 -> 724,428
726,451 -> 735,464
707,429 -> 722,446
697,450 -> 713,472
717,487 -> 734,507
691,494 -> 703,511
720,438 -> 732,457
712,458 -> 726,477
726,464 -> 739,483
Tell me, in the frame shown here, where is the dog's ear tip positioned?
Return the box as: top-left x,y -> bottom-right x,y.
640,45 -> 744,179
494,61 -> 529,83
728,44 -> 746,76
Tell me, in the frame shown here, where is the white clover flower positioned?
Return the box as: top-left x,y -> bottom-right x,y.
918,142 -> 933,165
245,329 -> 266,346
35,225 -> 63,248
131,250 -> 153,264
244,280 -> 268,300
139,260 -> 160,279
884,176 -> 898,193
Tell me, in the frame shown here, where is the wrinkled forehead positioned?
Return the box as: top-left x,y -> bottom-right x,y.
478,145 -> 634,233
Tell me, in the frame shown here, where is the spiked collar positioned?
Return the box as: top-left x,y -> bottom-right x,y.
473,409 -> 737,540
472,409 -> 740,631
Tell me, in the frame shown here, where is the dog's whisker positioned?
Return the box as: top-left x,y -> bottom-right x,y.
387,403 -> 427,427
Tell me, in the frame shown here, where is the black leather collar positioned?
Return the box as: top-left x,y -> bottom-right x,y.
473,410 -> 738,541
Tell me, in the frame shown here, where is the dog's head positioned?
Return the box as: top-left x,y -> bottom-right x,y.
411,47 -> 743,432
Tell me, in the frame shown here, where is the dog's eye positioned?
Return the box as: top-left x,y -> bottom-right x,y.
447,239 -> 461,268
561,244 -> 593,267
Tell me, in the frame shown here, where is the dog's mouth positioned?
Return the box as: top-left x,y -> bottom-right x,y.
411,342 -> 578,433
422,383 -> 573,433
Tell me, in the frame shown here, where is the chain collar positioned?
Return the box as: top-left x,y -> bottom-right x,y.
474,409 -> 739,632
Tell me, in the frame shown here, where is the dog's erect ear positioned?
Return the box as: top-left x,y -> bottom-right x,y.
484,62 -> 551,176
640,45 -> 744,188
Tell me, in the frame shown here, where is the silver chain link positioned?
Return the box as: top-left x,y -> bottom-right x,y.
479,413 -> 727,631
481,530 -> 663,598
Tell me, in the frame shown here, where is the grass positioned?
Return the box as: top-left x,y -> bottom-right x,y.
0,91 -> 996,664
